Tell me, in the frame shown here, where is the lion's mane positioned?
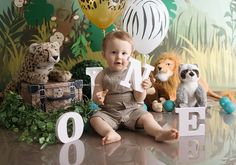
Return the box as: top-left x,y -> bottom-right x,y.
152,52 -> 181,101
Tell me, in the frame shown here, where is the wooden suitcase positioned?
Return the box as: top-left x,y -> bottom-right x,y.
20,80 -> 83,112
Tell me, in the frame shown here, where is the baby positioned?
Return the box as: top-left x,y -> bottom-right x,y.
90,31 -> 179,145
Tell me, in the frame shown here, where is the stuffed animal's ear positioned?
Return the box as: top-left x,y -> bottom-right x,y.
29,43 -> 39,53
52,41 -> 60,48
179,64 -> 183,72
193,63 -> 198,68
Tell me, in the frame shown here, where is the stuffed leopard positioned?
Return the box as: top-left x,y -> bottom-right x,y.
5,42 -> 72,92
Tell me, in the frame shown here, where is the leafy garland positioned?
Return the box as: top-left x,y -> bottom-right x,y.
0,92 -> 95,149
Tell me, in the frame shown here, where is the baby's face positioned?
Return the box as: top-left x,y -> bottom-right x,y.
103,38 -> 132,72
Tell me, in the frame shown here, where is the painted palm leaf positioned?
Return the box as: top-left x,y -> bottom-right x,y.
162,0 -> 177,25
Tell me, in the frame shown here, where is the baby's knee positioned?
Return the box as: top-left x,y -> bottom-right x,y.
90,116 -> 102,125
141,112 -> 154,121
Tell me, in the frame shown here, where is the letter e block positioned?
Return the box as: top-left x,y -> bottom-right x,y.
175,107 -> 206,136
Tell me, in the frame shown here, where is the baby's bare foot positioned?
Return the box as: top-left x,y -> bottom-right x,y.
155,129 -> 179,142
102,131 -> 121,145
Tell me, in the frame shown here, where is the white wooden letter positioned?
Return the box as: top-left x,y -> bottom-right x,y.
120,57 -> 154,92
178,136 -> 205,163
86,67 -> 103,97
59,140 -> 85,165
56,112 -> 84,143
175,107 -> 205,136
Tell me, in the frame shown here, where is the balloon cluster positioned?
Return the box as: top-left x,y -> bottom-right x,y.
219,96 -> 236,114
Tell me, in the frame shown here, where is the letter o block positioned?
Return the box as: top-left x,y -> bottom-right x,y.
56,112 -> 84,143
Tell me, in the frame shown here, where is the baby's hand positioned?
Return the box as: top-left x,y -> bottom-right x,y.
142,78 -> 152,90
95,89 -> 109,105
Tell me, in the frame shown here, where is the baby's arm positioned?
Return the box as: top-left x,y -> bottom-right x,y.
93,71 -> 108,105
133,78 -> 152,102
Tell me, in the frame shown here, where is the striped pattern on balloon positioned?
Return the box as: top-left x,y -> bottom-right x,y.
122,0 -> 169,55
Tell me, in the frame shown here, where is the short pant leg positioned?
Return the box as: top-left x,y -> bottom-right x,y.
90,110 -> 120,130
123,108 -> 148,130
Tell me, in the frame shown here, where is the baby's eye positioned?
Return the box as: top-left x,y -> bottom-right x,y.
167,63 -> 171,66
112,51 -> 116,54
122,52 -> 127,55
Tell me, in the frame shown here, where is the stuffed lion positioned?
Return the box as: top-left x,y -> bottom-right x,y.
151,52 -> 180,101
144,52 -> 180,112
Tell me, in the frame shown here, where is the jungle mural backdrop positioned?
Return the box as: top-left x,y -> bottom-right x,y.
0,0 -> 236,92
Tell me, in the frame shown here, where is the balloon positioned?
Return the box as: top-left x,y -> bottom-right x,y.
122,0 -> 169,54
78,0 -> 126,29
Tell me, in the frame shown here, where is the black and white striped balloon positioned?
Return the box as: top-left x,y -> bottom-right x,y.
122,0 -> 169,54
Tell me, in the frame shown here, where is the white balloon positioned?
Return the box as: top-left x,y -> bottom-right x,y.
122,0 -> 169,54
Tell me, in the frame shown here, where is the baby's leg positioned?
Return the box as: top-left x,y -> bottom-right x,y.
102,131 -> 121,145
90,117 -> 121,145
154,129 -> 179,142
136,113 -> 179,142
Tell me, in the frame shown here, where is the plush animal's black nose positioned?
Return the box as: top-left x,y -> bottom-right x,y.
53,56 -> 58,60
158,67 -> 162,71
189,71 -> 194,77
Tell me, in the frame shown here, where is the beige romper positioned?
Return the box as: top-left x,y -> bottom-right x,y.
91,68 -> 148,130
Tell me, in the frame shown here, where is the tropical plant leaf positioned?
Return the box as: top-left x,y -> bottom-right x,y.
7,6 -> 13,21
226,21 -> 233,29
10,18 -> 25,34
0,3 -> 26,53
230,0 -> 236,11
86,22 -> 115,52
162,0 -> 177,25
224,11 -> 232,18
71,35 -> 88,58
24,0 -> 54,27
1,11 -> 11,26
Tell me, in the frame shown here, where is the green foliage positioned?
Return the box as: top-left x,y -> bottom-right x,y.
0,3 -> 26,65
71,15 -> 89,39
30,20 -> 55,43
70,60 -> 104,99
0,92 -> 96,149
56,57 -> 79,71
162,0 -> 177,25
86,22 -> 115,52
212,0 -> 236,46
152,13 -> 217,58
71,35 -> 87,58
0,3 -> 27,91
180,35 -> 236,89
24,0 -> 54,27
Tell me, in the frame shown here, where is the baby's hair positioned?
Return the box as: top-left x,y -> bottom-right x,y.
102,31 -> 134,51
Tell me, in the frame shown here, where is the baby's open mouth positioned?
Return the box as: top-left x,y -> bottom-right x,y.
114,62 -> 122,65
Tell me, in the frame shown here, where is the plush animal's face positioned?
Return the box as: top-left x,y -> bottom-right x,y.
14,0 -> 24,7
50,32 -> 65,46
29,42 -> 60,68
154,58 -> 175,81
179,64 -> 200,82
